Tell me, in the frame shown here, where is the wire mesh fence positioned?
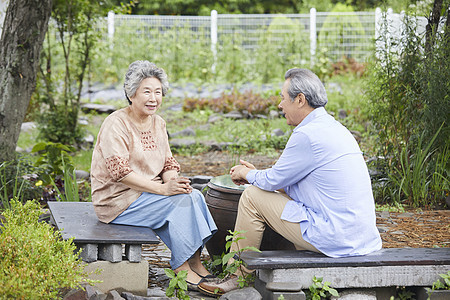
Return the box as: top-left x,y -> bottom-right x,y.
105,9 -> 377,66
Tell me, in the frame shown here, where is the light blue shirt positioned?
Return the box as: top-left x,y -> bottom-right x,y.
246,107 -> 382,257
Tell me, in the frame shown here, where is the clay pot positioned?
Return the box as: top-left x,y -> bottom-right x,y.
204,175 -> 295,259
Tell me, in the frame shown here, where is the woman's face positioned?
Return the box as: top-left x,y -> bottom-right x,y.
129,77 -> 163,117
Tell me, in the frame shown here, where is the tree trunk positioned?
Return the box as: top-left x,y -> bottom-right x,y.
0,0 -> 53,162
425,0 -> 443,54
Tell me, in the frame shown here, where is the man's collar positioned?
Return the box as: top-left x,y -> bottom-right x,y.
293,107 -> 327,132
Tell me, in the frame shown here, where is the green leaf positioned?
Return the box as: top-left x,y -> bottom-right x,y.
164,268 -> 176,279
242,246 -> 261,252
329,288 -> 339,297
177,280 -> 187,291
222,252 -> 235,265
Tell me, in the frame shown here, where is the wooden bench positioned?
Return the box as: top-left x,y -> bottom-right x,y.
241,248 -> 450,300
48,201 -> 160,263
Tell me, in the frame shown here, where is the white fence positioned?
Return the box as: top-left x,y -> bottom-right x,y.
105,8 -> 379,65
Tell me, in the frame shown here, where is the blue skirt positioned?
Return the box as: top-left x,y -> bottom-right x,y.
111,189 -> 217,269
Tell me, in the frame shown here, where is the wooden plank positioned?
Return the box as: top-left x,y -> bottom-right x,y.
48,201 -> 159,244
241,248 -> 450,269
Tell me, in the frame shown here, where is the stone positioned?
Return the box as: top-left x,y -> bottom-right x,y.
125,244 -> 142,262
20,122 -> 36,133
108,290 -> 125,300
266,282 -> 302,292
75,170 -> 91,181
224,111 -> 244,119
169,139 -> 196,148
98,244 -> 123,262
84,260 -> 149,296
271,128 -> 284,137
338,109 -> 347,119
208,115 -> 223,123
63,288 -> 89,300
416,287 -> 450,300
219,287 -> 262,300
170,128 -> 196,137
86,285 -> 107,300
77,243 -> 98,263
88,89 -> 124,102
79,117 -> 89,126
330,289 -> 377,299
146,288 -> 167,297
269,110 -> 279,119
272,291 -> 306,300
81,103 -> 117,114
254,114 -> 268,119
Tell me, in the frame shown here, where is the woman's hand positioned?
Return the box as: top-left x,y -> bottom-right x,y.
162,176 -> 193,195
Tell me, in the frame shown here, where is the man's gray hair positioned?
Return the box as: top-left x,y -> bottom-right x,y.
284,68 -> 328,108
124,60 -> 169,105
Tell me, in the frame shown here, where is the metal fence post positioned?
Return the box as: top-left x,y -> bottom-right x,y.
310,8 -> 317,67
108,10 -> 115,55
211,10 -> 218,74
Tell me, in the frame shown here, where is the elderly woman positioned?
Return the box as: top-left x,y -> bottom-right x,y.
90,60 -> 217,290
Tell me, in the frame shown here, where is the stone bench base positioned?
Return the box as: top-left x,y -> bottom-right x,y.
241,249 -> 450,300
83,260 -> 149,296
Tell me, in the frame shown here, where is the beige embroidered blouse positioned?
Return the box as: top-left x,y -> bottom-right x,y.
91,107 -> 180,223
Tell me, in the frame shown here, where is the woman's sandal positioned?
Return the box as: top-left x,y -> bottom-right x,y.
186,277 -> 207,292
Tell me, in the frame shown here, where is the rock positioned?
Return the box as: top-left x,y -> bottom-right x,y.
75,170 -> 90,181
81,103 -> 117,114
170,128 -> 196,137
120,292 -> 154,300
338,109 -> 347,119
85,285 -> 107,300
169,139 -> 196,148
330,288 -> 376,299
254,114 -> 268,119
79,117 -> 89,126
271,128 -> 284,137
219,287 -> 262,300
269,110 -> 279,119
223,111 -> 243,119
208,115 -> 223,123
21,122 -> 36,133
88,89 -> 125,102
108,290 -> 125,300
63,288 -> 88,300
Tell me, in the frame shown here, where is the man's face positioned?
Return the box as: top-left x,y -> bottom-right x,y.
278,79 -> 301,126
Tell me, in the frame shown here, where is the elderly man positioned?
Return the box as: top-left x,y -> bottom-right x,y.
198,68 -> 382,297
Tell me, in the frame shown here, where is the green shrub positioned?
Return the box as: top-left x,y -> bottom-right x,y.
0,199 -> 94,299
364,8 -> 449,207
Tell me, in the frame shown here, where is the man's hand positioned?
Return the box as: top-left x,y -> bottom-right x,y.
230,159 -> 256,185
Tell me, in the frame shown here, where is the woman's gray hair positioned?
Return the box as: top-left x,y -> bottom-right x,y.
124,60 -> 169,105
284,68 -> 328,108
